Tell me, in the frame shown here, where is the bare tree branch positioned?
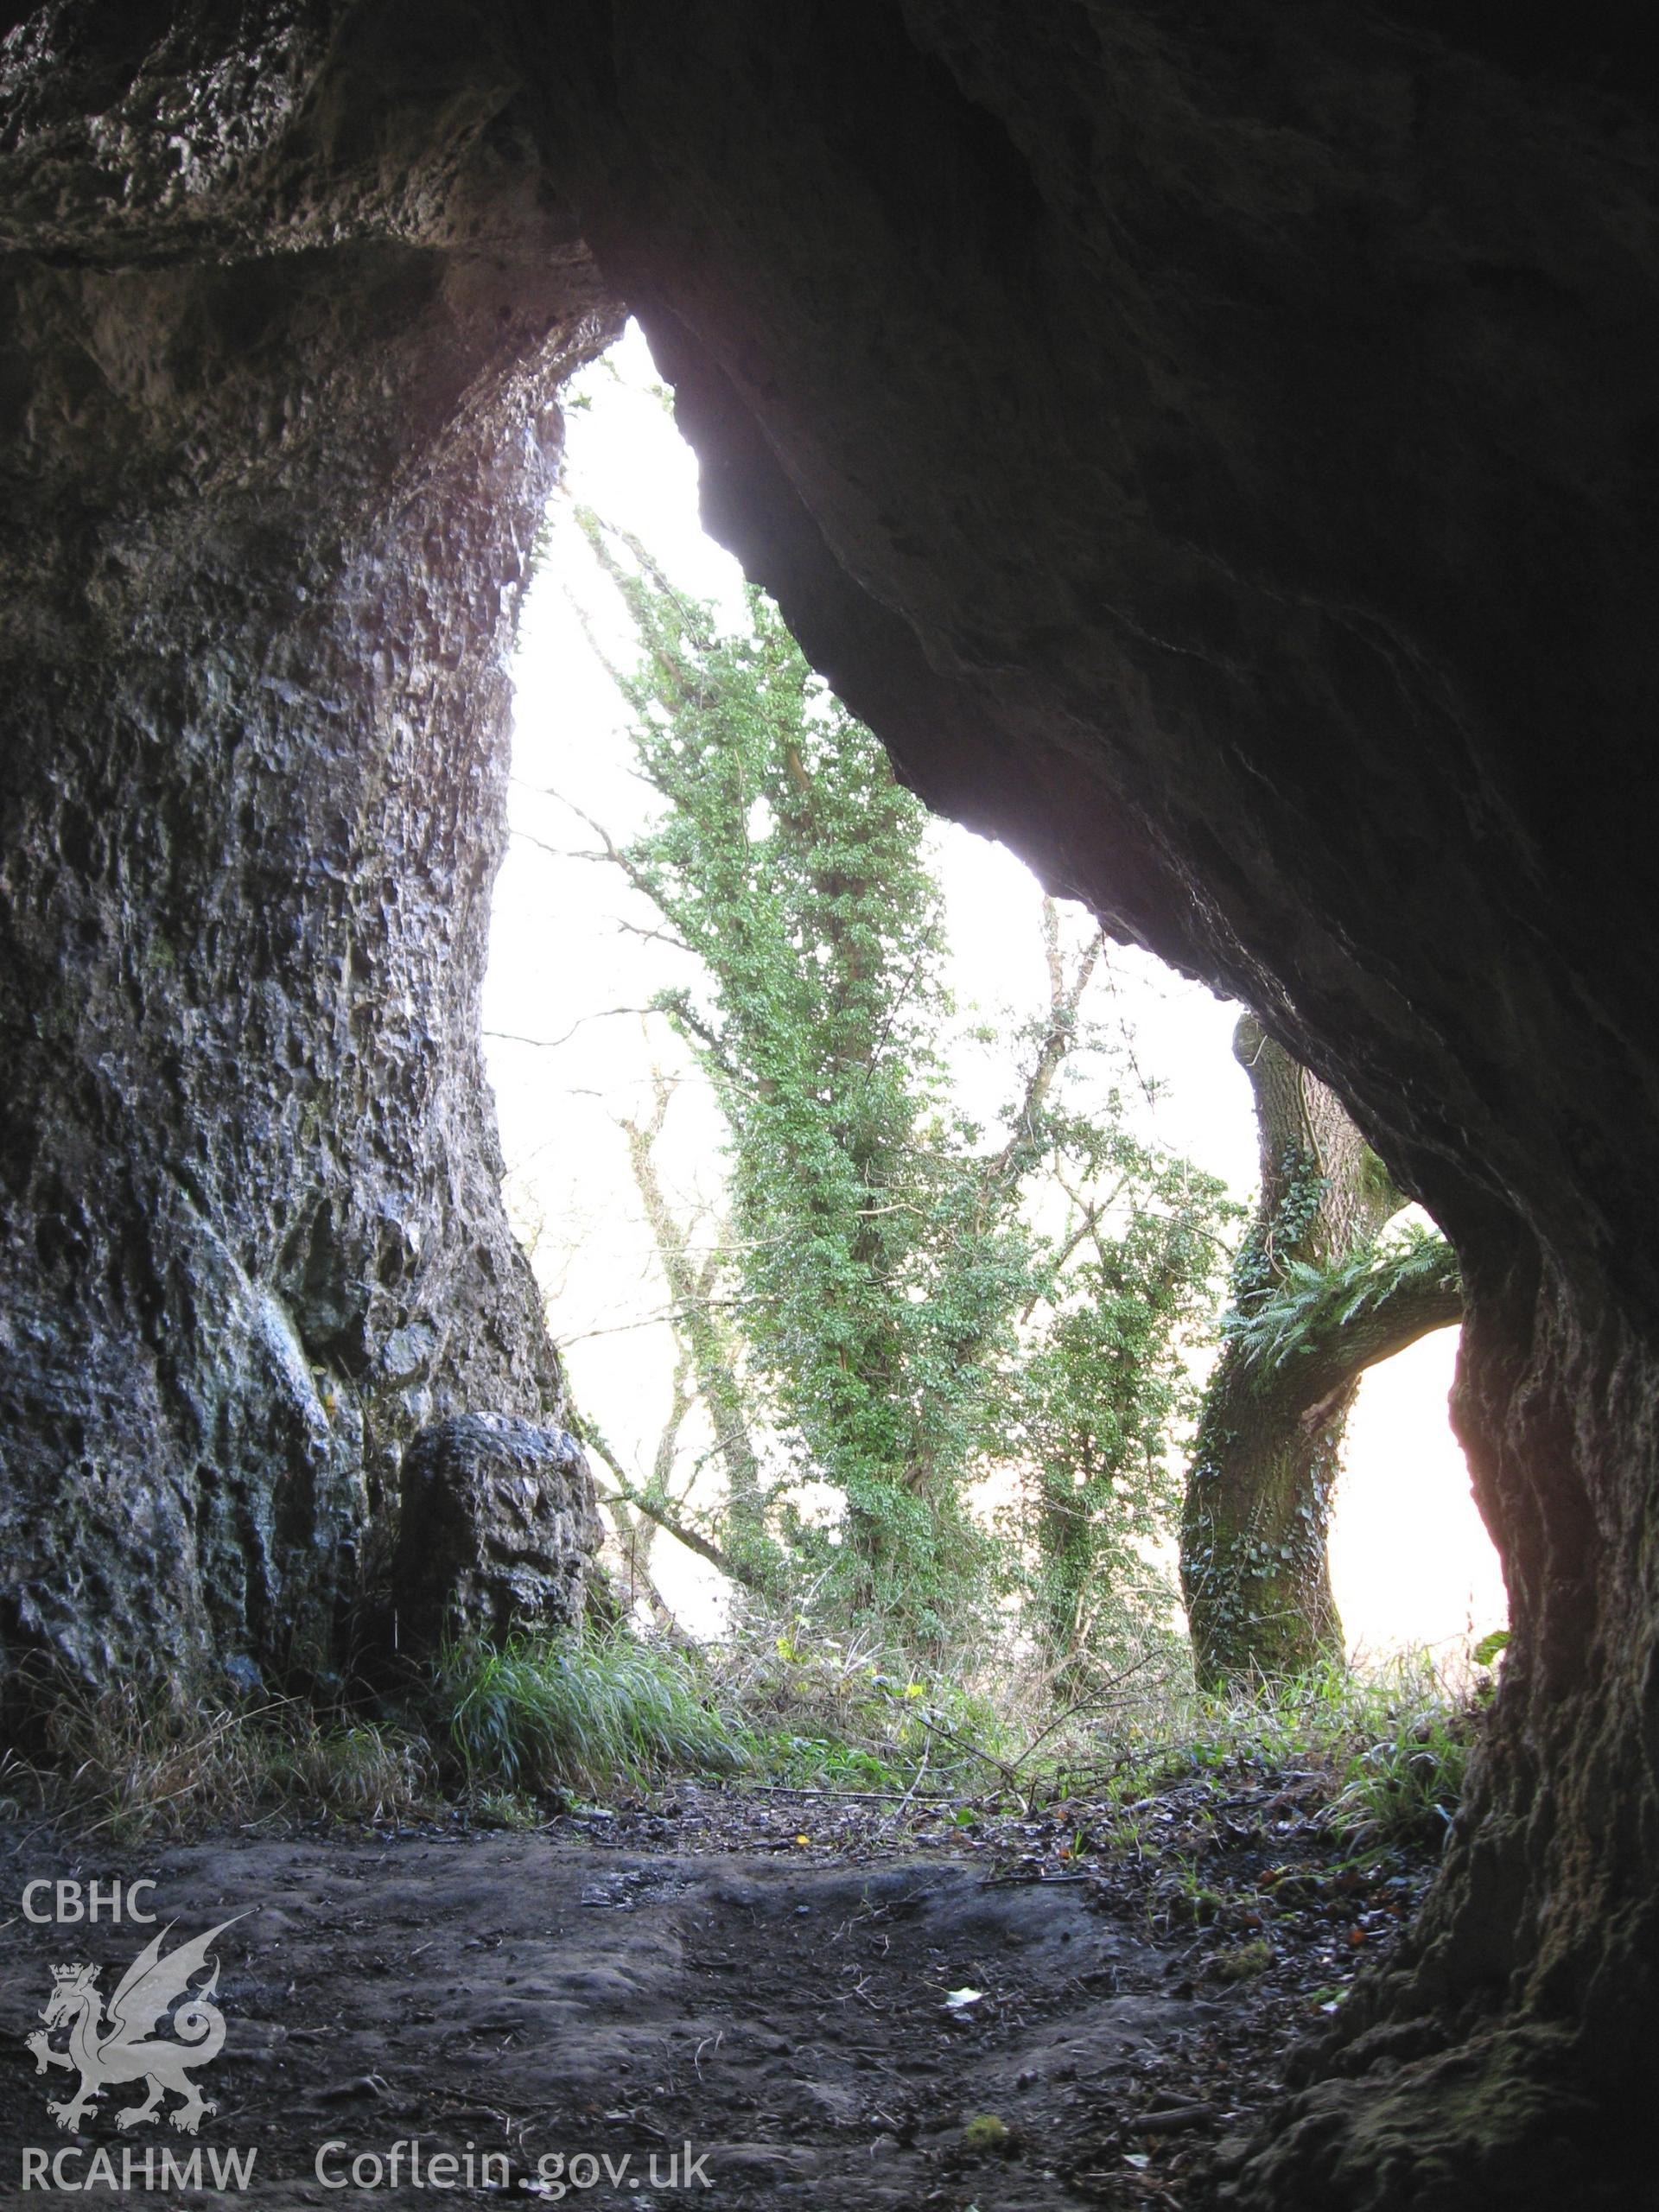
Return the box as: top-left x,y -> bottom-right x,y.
573,1406 -> 762,1590
484,1008 -> 650,1052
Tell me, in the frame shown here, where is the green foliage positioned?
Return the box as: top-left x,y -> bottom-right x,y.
588,520 -> 998,1637
1224,1220 -> 1460,1371
1001,1139 -> 1233,1677
1130,1649 -> 1480,1857
1102,1648 -> 1475,1802
1325,1682 -> 1474,1851
1225,1145 -> 1328,1310
435,1628 -> 747,1797
714,1617 -> 1010,1794
574,512 -> 1232,1656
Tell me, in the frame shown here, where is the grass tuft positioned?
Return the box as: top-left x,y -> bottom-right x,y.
435,1627 -> 747,1798
1324,1693 -> 1473,1851
1210,1937 -> 1274,1981
6,1676 -> 434,1841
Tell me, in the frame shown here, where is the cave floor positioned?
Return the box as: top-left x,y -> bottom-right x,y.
0,1777 -> 1434,2208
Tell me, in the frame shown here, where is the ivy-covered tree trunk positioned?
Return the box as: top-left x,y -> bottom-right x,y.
562,521 -> 1218,1649
1180,1015 -> 1462,1687
1182,1355 -> 1359,1685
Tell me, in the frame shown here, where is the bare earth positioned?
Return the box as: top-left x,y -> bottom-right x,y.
0,1780 -> 1431,2209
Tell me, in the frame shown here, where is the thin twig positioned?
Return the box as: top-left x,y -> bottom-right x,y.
877,1738 -> 932,1837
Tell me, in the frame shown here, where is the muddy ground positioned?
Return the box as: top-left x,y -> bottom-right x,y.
0,1774 -> 1433,2209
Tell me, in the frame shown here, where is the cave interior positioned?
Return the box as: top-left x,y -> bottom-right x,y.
2,4 -> 1657,2204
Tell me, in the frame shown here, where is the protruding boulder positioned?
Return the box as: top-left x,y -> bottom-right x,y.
390,1415 -> 604,1656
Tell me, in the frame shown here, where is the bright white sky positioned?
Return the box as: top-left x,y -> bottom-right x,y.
484,322 -> 1507,1667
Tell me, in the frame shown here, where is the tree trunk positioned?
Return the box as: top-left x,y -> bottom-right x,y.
1036,1459 -> 1103,1686
1181,1015 -> 1460,1687
620,1074 -> 780,1592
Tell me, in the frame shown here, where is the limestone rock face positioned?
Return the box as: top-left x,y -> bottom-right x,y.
390,1415 -> 601,1656
533,19 -> 1657,2201
0,3 -> 619,1694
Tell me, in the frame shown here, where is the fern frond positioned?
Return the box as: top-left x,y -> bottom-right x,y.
1226,1224 -> 1460,1370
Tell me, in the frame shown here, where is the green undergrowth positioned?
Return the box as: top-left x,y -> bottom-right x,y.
1096,1649 -> 1484,1853
435,1618 -> 1039,1806
703,1620 -> 1015,1795
2,1625 -> 1490,1846
435,1628 -> 746,1798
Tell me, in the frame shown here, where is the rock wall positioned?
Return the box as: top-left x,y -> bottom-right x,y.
3,3 -> 1658,2203
0,3 -> 617,1693
529,14 -> 1659,2203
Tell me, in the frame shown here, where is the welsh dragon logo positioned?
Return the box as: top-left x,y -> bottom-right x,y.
25,1916 -> 245,2137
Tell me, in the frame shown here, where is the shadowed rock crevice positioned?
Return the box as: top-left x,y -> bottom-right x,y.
3,4 -> 1657,2204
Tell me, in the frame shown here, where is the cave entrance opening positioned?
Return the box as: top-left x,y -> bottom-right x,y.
478,323 -> 1498,1672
